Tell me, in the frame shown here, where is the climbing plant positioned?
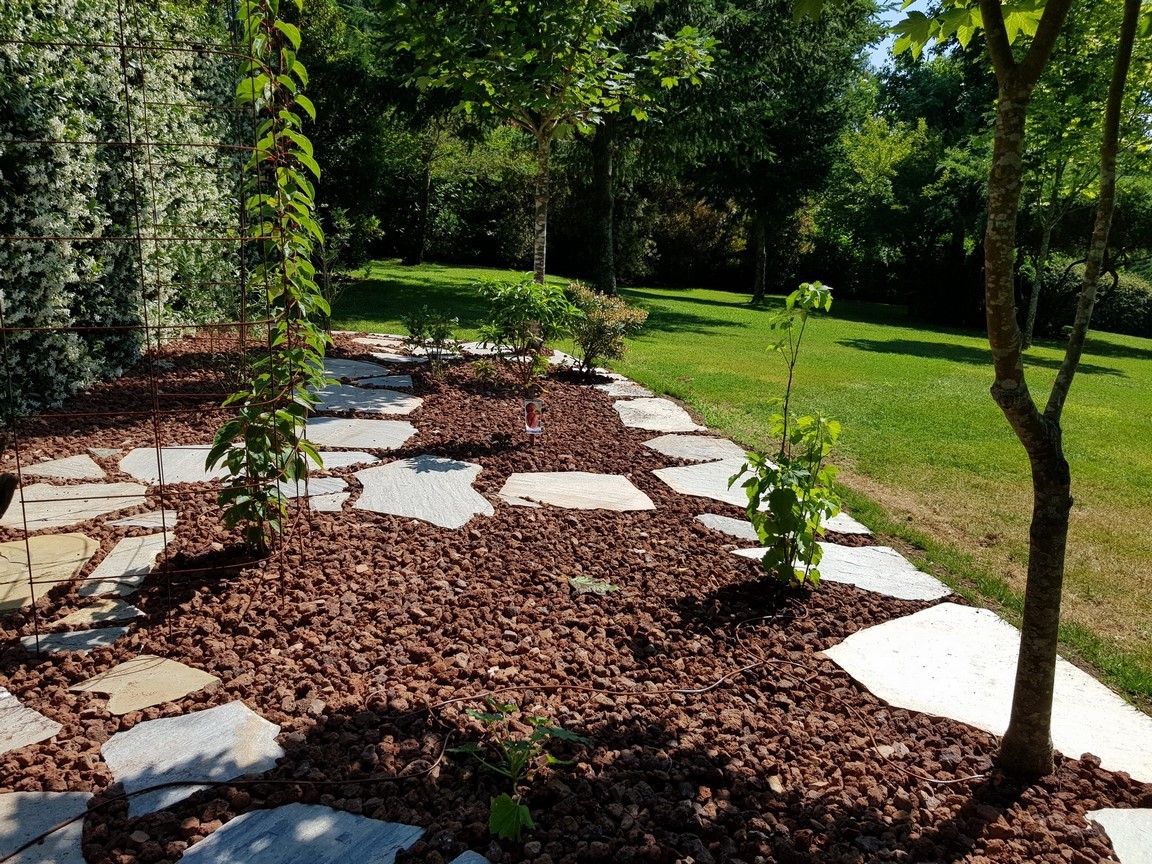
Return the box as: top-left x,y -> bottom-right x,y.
207,0 -> 330,554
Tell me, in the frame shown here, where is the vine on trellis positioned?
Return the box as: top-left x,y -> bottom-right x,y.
207,0 -> 330,554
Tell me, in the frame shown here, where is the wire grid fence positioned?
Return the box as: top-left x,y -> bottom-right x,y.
0,0 -> 305,655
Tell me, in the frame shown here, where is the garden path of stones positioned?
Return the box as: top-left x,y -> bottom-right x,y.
1,333 -> 1149,864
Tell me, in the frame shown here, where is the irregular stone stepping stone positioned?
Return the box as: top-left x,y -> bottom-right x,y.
351,375 -> 414,390
0,534 -> 98,612
449,854 -> 493,864
23,454 -> 105,480
316,451 -> 379,471
696,513 -> 758,542
120,446 -> 228,485
0,483 -> 148,530
594,378 -> 653,398
78,533 -> 168,597
614,398 -> 704,432
89,447 -> 122,459
652,459 -> 747,507
57,598 -> 143,627
644,434 -> 747,463
1086,809 -> 1152,864
355,456 -> 493,529
0,791 -> 90,864
324,358 -> 394,380
307,418 -> 417,450
732,543 -> 949,601
109,509 -> 179,529
312,383 -> 423,416
370,351 -> 427,366
548,349 -> 579,367
459,341 -> 514,357
824,603 -> 1152,783
19,627 -> 130,656
498,472 -> 655,511
310,493 -> 350,512
180,803 -> 423,863
354,336 -> 406,349
274,477 -> 348,500
101,701 -> 283,815
0,687 -> 62,754
824,512 -> 871,535
72,655 -> 220,716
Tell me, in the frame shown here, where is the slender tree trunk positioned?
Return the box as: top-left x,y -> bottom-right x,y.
751,212 -> 767,304
533,133 -> 551,284
403,159 -> 433,267
590,119 -> 617,294
1022,221 -> 1053,347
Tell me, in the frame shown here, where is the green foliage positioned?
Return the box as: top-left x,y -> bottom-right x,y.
400,304 -> 460,365
475,274 -> 581,389
729,283 -> 841,587
207,0 -> 331,554
452,699 -> 590,842
568,282 -> 649,373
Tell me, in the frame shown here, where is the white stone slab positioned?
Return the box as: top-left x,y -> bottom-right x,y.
180,804 -> 423,864
824,512 -> 871,536
307,418 -> 417,451
644,434 -> 747,463
324,358 -> 393,380
824,603 -> 1152,783
102,701 -> 284,815
696,513 -> 758,542
0,534 -> 99,612
0,687 -> 62,754
459,341 -> 515,357
73,655 -> 219,715
109,509 -> 178,530
498,472 -> 655,511
78,533 -> 168,597
449,854 -> 492,864
594,379 -> 653,398
354,336 -> 406,349
653,459 -> 747,507
352,375 -> 414,389
89,447 -> 122,459
120,446 -> 228,485
57,598 -> 143,626
548,350 -> 579,367
310,493 -> 350,512
313,384 -> 423,416
23,455 -> 105,480
0,483 -> 148,530
355,456 -> 493,529
370,352 -> 427,366
20,627 -> 130,655
316,451 -> 379,471
0,791 -> 90,864
1086,809 -> 1152,864
274,477 -> 348,500
614,398 -> 704,432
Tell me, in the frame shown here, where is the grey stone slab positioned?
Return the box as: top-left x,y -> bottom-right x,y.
1086,809 -> 1152,864
312,384 -> 423,416
0,687 -> 62,755
548,350 -> 579,367
78,533 -> 168,597
459,341 -> 515,357
73,655 -> 219,715
614,398 -> 704,432
824,512 -> 871,536
351,375 -> 414,389
695,513 -> 758,542
369,352 -> 428,366
353,336 -> 406,349
594,379 -> 653,398
448,854 -> 492,864
20,627 -> 130,656
89,447 -> 122,459
307,418 -> 417,451
57,598 -> 143,627
274,477 -> 348,501
652,459 -> 747,507
824,603 -> 1152,783
355,456 -> 493,529
310,493 -> 350,512
23,455 -> 106,480
119,446 -> 228,485
644,434 -> 747,463
0,483 -> 148,530
109,510 -> 179,529
316,451 -> 379,471
324,358 -> 394,380
498,472 -> 655,511
0,534 -> 99,612
0,791 -> 90,864
180,803 -> 423,864
102,701 -> 283,816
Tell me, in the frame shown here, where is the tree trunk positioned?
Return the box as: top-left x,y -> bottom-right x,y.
533,133 -> 551,284
1022,222 -> 1053,348
751,213 -> 767,304
403,159 -> 433,267
590,119 -> 617,294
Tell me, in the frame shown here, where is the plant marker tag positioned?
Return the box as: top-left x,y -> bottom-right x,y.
524,399 -> 543,436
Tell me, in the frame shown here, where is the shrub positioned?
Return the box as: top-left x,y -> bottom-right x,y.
568,282 -> 648,373
475,274 -> 581,389
1093,270 -> 1152,339
400,304 -> 460,366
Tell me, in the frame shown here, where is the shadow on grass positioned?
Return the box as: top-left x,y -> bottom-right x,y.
838,338 -> 1125,377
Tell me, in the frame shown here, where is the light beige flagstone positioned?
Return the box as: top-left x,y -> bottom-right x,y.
119,446 -> 228,485
695,513 -> 758,542
0,534 -> 98,612
643,434 -> 747,463
0,791 -> 90,864
78,533 -> 168,597
824,512 -> 871,535
1086,809 -> 1152,864
310,492 -> 350,512
316,451 -> 379,471
307,418 -> 417,450
109,509 -> 179,529
312,383 -> 423,416
498,472 -> 655,511
20,627 -> 130,656
57,598 -> 143,627
71,655 -> 220,715
23,455 -> 106,480
355,456 -> 493,529
0,687 -> 62,755
613,398 -> 704,432
0,483 -> 148,530
369,351 -> 427,366
652,459 -> 747,507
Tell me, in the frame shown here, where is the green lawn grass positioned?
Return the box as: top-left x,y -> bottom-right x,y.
333,259 -> 1152,707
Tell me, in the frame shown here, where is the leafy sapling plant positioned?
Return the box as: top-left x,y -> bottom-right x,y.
730,282 -> 842,587
568,281 -> 649,374
452,698 -> 590,842
401,304 -> 460,367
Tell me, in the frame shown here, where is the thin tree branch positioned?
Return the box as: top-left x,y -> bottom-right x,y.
1018,0 -> 1077,88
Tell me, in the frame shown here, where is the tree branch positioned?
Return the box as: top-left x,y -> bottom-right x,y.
978,0 -> 1018,80
1018,0 -> 1076,88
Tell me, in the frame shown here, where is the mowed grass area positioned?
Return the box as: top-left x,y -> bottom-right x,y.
333,259 -> 1152,705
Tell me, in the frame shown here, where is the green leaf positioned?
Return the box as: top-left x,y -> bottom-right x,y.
274,20 -> 302,50
489,794 -> 534,841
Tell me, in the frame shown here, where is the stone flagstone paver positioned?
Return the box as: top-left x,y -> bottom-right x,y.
824,512 -> 871,535
89,447 -> 122,459
180,804 -> 424,864
0,687 -> 62,755
78,533 -> 168,597
644,434 -> 747,463
498,472 -> 656,511
307,417 -> 417,450
614,398 -> 704,433
448,853 -> 493,864
732,543 -> 950,601
23,454 -> 106,480
824,603 -> 1152,783
352,375 -> 414,389
353,336 -> 406,349
109,509 -> 179,529
652,459 -> 747,508
0,534 -> 99,612
57,598 -> 143,627
274,477 -> 348,500
120,446 -> 228,485
310,492 -> 350,512
0,791 -> 90,864
72,655 -> 220,715
594,377 -> 653,398
355,456 -> 493,529
324,357 -> 393,379
316,451 -> 379,471
19,627 -> 131,656
0,483 -> 147,530
312,383 -> 423,416
695,513 -> 758,542
1086,809 -> 1152,864
370,351 -> 428,366
101,701 -> 284,816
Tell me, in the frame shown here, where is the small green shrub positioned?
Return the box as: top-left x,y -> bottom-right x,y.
400,304 -> 460,365
567,282 -> 649,373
